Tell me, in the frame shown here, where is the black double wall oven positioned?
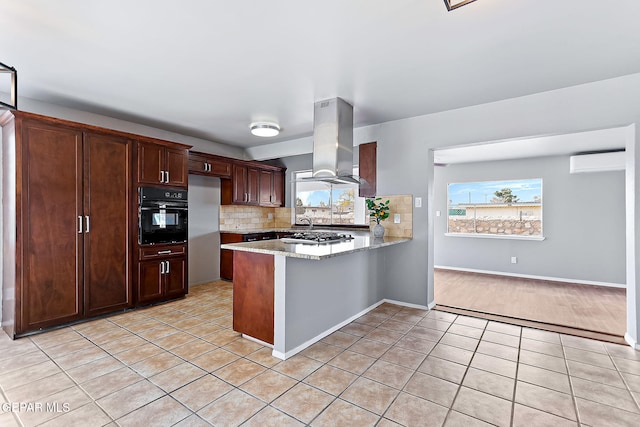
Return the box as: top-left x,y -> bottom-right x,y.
138,187 -> 188,245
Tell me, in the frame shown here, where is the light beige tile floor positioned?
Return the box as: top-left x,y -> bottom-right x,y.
1,280 -> 639,426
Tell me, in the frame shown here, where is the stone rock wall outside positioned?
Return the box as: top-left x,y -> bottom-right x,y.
448,219 -> 542,236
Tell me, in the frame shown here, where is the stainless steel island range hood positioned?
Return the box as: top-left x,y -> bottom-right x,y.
306,97 -> 359,184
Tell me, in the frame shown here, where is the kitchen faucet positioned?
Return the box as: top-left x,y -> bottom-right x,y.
299,216 -> 313,229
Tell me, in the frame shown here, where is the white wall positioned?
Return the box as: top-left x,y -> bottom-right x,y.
188,175 -> 221,286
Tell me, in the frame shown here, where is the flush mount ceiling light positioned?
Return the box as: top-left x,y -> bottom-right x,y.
250,122 -> 280,137
444,0 -> 478,11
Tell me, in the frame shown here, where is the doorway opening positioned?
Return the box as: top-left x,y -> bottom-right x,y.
431,127 -> 629,344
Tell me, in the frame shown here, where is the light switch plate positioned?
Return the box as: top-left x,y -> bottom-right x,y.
415,197 -> 422,208
436,210 -> 441,217
394,214 -> 401,224
268,213 -> 273,219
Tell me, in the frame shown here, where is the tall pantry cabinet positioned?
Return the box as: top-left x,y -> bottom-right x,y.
1,111 -> 133,336
0,111 -> 188,337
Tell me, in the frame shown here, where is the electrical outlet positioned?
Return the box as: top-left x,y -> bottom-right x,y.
511,256 -> 518,264
267,213 -> 273,220
394,214 -> 401,224
436,210 -> 441,217
415,197 -> 422,208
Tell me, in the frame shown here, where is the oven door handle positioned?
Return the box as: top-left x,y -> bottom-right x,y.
140,206 -> 188,211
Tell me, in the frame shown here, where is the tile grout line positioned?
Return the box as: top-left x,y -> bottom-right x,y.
560,335 -> 583,426
439,313 -> 488,426
606,348 -> 640,413
508,326 -> 523,427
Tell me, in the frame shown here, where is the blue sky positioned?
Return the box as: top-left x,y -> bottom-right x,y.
448,179 -> 542,205
298,189 -> 353,206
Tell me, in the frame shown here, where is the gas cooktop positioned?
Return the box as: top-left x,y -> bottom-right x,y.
280,232 -> 354,245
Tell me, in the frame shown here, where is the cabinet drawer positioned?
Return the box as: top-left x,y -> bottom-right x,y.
139,244 -> 186,260
221,233 -> 243,244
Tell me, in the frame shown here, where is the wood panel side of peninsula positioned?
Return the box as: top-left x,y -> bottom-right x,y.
232,251 -> 274,344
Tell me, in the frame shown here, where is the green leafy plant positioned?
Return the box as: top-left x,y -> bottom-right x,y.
366,197 -> 390,224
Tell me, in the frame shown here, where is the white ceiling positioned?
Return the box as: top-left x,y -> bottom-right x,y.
2,0 -> 640,150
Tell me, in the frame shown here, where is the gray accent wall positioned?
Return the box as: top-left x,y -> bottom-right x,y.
434,156 -> 626,285
188,175 -> 221,285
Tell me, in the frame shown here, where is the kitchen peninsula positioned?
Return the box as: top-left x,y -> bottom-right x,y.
221,231 -> 410,359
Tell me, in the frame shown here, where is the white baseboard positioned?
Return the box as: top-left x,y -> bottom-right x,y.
242,334 -> 273,349
272,300 -> 386,360
383,299 -> 431,311
625,333 -> 640,350
435,265 -> 625,289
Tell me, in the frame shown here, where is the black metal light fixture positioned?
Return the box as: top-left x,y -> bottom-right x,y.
0,61 -> 17,109
444,0 -> 478,11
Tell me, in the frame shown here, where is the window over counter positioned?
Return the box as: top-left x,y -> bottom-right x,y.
447,178 -> 543,239
294,169 -> 367,226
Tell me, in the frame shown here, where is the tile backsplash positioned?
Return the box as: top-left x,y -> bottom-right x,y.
219,194 -> 413,238
219,206 -> 292,231
373,194 -> 413,238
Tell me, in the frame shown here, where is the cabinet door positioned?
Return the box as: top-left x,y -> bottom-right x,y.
232,164 -> 247,203
259,169 -> 273,206
83,132 -> 132,316
272,171 -> 284,206
137,261 -> 164,304
247,167 -> 260,205
188,153 -> 209,175
165,257 -> 187,299
20,121 -> 84,332
165,147 -> 188,187
137,141 -> 163,185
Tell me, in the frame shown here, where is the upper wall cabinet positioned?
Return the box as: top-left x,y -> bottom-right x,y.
220,160 -> 286,207
137,141 -> 188,188
359,141 -> 377,197
188,151 -> 232,178
259,169 -> 285,207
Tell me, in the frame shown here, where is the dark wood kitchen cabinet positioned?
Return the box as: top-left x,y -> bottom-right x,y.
221,162 -> 285,207
359,141 -> 377,197
188,151 -> 232,178
230,163 -> 260,205
137,140 -> 188,188
259,169 -> 285,207
0,111 -> 133,335
137,245 -> 187,304
1,110 -> 192,338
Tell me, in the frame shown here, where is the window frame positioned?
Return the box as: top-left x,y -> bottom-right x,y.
445,178 -> 545,240
292,168 -> 369,228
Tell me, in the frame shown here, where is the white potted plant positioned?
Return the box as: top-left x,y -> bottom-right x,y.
366,197 -> 390,238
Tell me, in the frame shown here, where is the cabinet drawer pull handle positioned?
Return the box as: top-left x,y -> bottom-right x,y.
85,216 -> 90,233
160,261 -> 165,274
78,216 -> 83,233
165,260 -> 170,274
160,170 -> 164,183
166,171 -> 170,183
157,250 -> 172,255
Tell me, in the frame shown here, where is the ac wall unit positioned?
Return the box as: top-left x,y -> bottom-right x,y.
569,151 -> 625,174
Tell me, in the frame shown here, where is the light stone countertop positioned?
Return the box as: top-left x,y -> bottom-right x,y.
219,227 -> 368,234
220,231 -> 411,260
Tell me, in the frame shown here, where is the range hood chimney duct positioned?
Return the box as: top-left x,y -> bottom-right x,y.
309,97 -> 359,184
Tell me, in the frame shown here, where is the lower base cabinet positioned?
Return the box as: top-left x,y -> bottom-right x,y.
137,244 -> 187,304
